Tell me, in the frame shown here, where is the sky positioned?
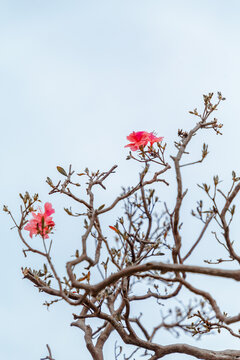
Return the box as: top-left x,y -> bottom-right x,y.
1,0 -> 240,359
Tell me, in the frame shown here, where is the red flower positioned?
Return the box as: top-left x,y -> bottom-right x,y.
148,132 -> 164,146
24,202 -> 55,239
125,131 -> 163,151
124,131 -> 149,151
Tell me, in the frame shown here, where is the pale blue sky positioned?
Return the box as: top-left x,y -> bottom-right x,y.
1,1 -> 240,359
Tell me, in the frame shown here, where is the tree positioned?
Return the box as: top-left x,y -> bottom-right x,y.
5,92 -> 240,360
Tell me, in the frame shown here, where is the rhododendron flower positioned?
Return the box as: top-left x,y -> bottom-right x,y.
124,131 -> 150,151
148,132 -> 164,146
24,202 -> 55,239
125,131 -> 163,151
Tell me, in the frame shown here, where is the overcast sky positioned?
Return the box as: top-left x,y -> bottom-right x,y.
1,1 -> 240,359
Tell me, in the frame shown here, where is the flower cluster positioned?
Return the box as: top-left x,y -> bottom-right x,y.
24,202 -> 55,239
125,131 -> 163,151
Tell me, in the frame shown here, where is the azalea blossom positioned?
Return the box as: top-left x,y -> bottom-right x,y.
124,131 -> 150,151
148,132 -> 164,146
24,202 -> 55,239
125,131 -> 163,151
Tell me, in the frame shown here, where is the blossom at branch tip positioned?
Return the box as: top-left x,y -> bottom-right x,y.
147,132 -> 164,146
125,131 -> 163,151
24,202 -> 55,239
124,131 -> 149,151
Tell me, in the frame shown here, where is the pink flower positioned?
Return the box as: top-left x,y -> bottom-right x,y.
148,132 -> 164,146
125,131 -> 163,151
24,202 -> 55,239
124,131 -> 150,151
